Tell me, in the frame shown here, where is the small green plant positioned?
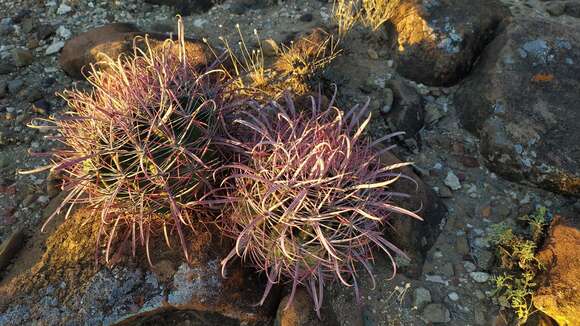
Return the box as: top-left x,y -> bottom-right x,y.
488,207 -> 550,324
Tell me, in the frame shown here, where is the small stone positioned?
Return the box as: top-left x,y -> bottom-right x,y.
474,249 -> 494,270
413,287 -> 432,309
57,3 -> 72,15
7,79 -> 24,94
32,99 -> 50,114
439,262 -> 455,277
368,48 -> 379,60
422,303 -> 451,323
0,62 -> 17,75
12,48 -> 33,67
469,271 -> 491,283
463,261 -> 476,272
387,59 -> 394,67
299,13 -> 313,22
438,186 -> 453,198
448,292 -> 459,301
546,3 -> 566,16
262,39 -> 279,57
456,237 -> 470,255
425,102 -> 444,125
45,40 -> 65,55
0,81 -> 6,98
381,88 -> 394,114
444,170 -> 462,190
56,25 -> 71,39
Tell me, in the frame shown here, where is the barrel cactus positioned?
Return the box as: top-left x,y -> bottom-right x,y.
219,92 -> 422,315
28,20 -> 228,264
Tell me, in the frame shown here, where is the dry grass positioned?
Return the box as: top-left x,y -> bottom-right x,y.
332,0 -> 398,35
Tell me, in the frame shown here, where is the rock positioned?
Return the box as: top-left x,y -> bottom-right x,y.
421,303 -> 451,323
382,76 -> 425,138
438,186 -> 453,198
0,62 -> 16,75
367,48 -> 379,60
413,287 -> 432,309
0,209 -> 278,325
381,88 -> 394,114
565,2 -> 580,18
7,79 -> 24,94
473,249 -> 494,270
546,2 -> 566,16
274,288 -> 337,326
0,228 -> 25,272
469,271 -> 490,283
444,171 -> 461,191
448,292 -> 459,301
45,40 -> 65,55
59,23 -> 211,79
534,218 -> 580,326
424,102 -> 444,126
385,0 -> 510,86
455,18 -> 580,197
144,0 -> 214,15
12,48 -> 33,67
379,151 -> 447,278
56,3 -> 72,15
56,25 -> 71,40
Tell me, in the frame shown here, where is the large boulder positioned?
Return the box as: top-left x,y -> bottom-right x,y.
59,23 -> 211,79
534,218 -> 580,326
0,209 -> 277,325
455,18 -> 580,197
385,0 -> 509,86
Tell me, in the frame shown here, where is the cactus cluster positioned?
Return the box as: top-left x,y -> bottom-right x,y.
29,18 -> 422,316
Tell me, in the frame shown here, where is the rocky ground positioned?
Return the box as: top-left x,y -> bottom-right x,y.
0,0 -> 579,325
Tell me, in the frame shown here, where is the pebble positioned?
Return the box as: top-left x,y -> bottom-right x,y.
368,48 -> 379,60
474,249 -> 494,270
56,25 -> 71,39
381,88 -> 394,114
469,271 -> 491,283
12,48 -> 34,67
7,79 -> 24,94
448,292 -> 459,301
45,40 -> 65,55
57,3 -> 72,15
438,186 -> 453,198
463,261 -> 477,273
444,170 -> 462,190
413,287 -> 432,309
421,303 -> 451,323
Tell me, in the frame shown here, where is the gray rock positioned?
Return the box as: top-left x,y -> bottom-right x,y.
448,292 -> 459,301
422,303 -> 451,323
444,171 -> 462,190
0,62 -> 17,75
470,271 -> 491,283
12,48 -> 33,67
387,0 -> 509,86
381,88 -> 394,114
546,2 -> 566,16
45,40 -> 65,55
474,249 -> 494,270
7,79 -> 24,94
455,18 -> 580,196
413,287 -> 432,309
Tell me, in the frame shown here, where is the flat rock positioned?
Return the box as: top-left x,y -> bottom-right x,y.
386,0 -> 510,86
0,209 -> 277,325
59,23 -> 211,79
455,17 -> 580,196
421,303 -> 451,323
